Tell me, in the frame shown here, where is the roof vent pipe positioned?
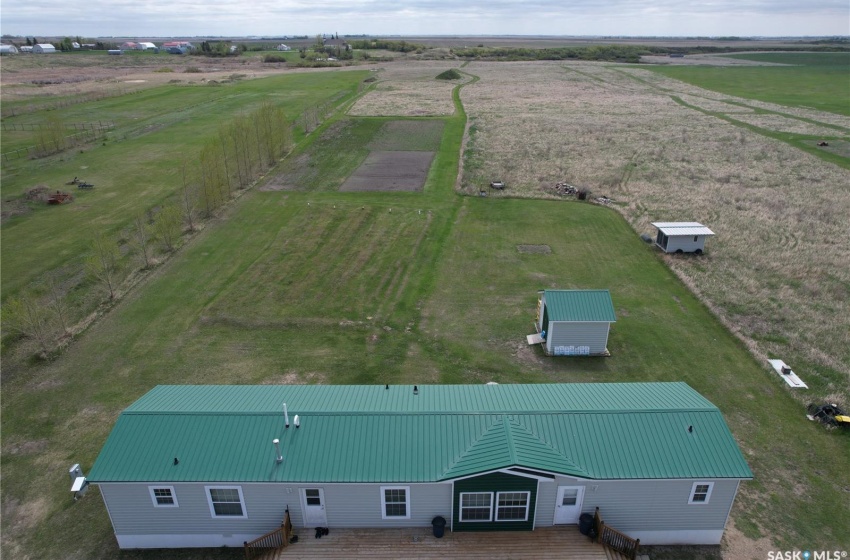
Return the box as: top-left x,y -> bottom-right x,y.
413,385 -> 419,395
294,415 -> 300,428
273,439 -> 283,463
283,403 -> 290,428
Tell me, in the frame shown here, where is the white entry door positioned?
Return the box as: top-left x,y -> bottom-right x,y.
302,488 -> 327,526
554,486 -> 585,524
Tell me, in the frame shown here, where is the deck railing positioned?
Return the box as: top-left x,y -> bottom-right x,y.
244,509 -> 293,559
593,507 -> 640,560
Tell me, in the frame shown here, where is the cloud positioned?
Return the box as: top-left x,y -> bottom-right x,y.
1,0 -> 847,37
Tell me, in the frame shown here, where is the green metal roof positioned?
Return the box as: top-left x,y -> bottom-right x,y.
88,383 -> 752,484
543,290 -> 616,322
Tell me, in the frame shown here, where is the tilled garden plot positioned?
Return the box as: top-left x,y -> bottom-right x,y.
340,150 -> 435,191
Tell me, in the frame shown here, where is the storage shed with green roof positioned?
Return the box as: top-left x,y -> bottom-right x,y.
87,383 -> 751,549
533,290 -> 616,356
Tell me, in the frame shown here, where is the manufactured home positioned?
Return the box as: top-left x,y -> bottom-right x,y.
531,290 -> 616,356
652,222 -> 714,254
87,383 -> 751,549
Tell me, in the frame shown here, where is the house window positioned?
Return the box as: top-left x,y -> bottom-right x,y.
689,482 -> 714,504
380,486 -> 410,519
495,491 -> 530,521
460,492 -> 493,522
693,235 -> 699,242
148,486 -> 178,507
205,486 -> 247,518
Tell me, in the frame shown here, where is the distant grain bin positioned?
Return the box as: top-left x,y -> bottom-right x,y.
652,222 -> 714,254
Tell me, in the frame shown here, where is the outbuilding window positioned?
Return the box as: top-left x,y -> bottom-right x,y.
149,486 -> 178,507
495,491 -> 530,521
460,492 -> 493,521
380,486 -> 410,519
206,486 -> 247,518
688,482 -> 714,504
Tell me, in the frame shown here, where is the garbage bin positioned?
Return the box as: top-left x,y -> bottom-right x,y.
578,513 -> 594,536
431,516 -> 447,538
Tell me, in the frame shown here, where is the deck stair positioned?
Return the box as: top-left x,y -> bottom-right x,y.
594,507 -> 641,560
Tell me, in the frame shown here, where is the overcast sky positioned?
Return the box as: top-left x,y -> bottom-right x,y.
1,0 -> 848,38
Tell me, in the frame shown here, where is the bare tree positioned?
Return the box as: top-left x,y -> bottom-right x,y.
180,161 -> 198,232
86,231 -> 122,300
129,213 -> 154,269
45,274 -> 71,335
154,204 -> 183,252
4,293 -> 54,355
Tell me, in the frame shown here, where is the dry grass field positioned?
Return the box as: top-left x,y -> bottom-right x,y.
348,62 -> 468,116
457,60 -> 850,400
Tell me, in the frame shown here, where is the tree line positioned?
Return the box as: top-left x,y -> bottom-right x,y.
3,102 -> 294,360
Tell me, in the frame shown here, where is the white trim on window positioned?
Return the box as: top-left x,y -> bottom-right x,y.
459,492 -> 493,522
688,482 -> 714,505
495,491 -> 530,521
148,486 -> 178,508
380,486 -> 411,520
205,485 -> 247,518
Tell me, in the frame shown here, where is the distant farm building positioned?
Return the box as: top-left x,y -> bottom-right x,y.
652,222 -> 714,254
33,44 -> 56,54
138,42 -> 157,51
0,44 -> 18,55
162,41 -> 194,54
530,289 -> 616,356
276,44 -> 291,51
19,45 -> 33,53
108,50 -> 123,56
120,41 -> 139,50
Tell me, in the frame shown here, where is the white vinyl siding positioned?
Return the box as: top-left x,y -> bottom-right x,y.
205,486 -> 246,518
149,486 -> 178,507
495,491 -> 530,521
688,482 -> 714,504
460,492 -> 493,521
380,486 -> 410,519
544,321 -> 610,355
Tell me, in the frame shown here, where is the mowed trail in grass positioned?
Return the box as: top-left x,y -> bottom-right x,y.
649,52 -> 850,116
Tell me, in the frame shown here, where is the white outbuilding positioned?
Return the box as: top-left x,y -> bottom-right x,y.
652,222 -> 714,254
0,44 -> 19,55
137,42 -> 157,50
33,43 -> 56,53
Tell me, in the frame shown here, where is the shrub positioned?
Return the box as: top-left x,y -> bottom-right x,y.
154,67 -> 174,73
436,69 -> 462,80
263,54 -> 287,63
184,66 -> 202,73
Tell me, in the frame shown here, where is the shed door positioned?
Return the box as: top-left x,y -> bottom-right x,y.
553,486 -> 584,524
302,488 -> 327,527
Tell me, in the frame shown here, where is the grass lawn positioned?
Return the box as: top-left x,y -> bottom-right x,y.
2,60 -> 848,560
0,70 -> 369,308
648,52 -> 850,116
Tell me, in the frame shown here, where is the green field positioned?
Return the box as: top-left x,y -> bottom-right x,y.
648,52 -> 850,116
2,60 -> 849,559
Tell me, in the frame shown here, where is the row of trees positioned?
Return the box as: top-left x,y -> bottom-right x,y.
3,102 -> 294,358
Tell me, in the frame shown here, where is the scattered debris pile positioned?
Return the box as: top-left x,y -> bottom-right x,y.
549,182 -> 578,196
807,402 -> 850,428
26,185 -> 50,201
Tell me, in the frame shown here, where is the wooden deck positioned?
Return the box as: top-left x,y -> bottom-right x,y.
260,526 -> 629,560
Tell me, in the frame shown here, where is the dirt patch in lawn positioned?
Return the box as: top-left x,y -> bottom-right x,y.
517,244 -> 551,254
340,150 -> 435,192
